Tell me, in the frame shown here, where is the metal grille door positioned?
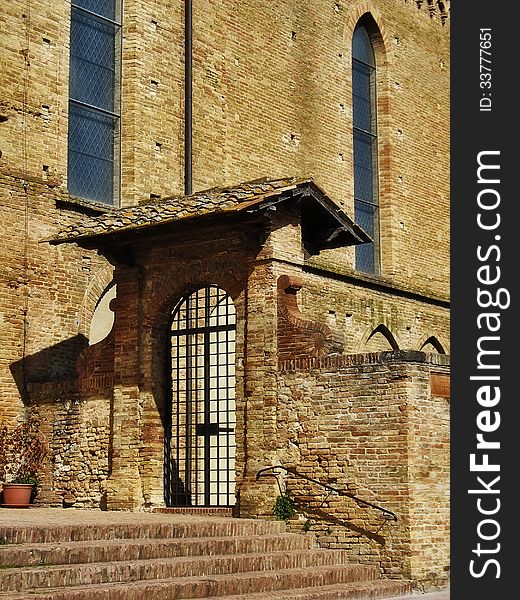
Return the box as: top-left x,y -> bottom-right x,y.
165,286 -> 236,507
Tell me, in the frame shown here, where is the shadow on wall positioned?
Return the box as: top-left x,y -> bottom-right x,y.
420,336 -> 446,354
10,334 -> 89,404
295,503 -> 388,546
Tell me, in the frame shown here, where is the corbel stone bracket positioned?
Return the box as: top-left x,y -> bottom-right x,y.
277,274 -> 344,358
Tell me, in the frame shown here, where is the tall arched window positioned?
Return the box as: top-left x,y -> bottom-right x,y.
352,22 -> 380,273
68,0 -> 122,205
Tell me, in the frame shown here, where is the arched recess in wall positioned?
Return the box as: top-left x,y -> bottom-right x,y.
420,335 -> 446,354
144,262 -> 247,488
363,323 -> 399,352
79,263 -> 115,340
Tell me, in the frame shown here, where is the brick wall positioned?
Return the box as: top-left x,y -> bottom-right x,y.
90,227 -> 263,509
300,269 -> 450,354
7,206 -> 451,588
275,352 -> 450,589
1,0 -> 449,421
0,175 -> 112,423
408,369 -> 450,589
1,1 -> 449,583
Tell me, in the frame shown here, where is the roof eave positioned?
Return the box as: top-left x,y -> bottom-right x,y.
47,178 -> 372,250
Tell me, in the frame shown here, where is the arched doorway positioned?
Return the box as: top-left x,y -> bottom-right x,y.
165,286 -> 236,507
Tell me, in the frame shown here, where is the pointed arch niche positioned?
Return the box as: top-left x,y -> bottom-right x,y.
364,324 -> 399,353
420,336 -> 446,354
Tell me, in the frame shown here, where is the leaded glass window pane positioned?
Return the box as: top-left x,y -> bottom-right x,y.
355,199 -> 376,240
352,25 -> 375,67
352,24 -> 379,274
355,199 -> 377,273
68,1 -> 121,205
70,11 -> 117,112
353,129 -> 376,203
68,103 -> 117,203
352,61 -> 372,132
74,0 -> 117,22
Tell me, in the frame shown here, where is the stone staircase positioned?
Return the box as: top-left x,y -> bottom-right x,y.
0,511 -> 412,599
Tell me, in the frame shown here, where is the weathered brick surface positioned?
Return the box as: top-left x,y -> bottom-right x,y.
276,352 -> 449,589
1,550 -> 367,592
0,533 -> 314,567
1,0 -> 449,589
0,510 -> 288,544
194,581 -> 413,600
0,510 -> 411,599
4,581 -> 412,600
0,0 -> 449,415
0,175 -> 112,422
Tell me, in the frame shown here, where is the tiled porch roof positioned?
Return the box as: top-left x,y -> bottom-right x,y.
51,176 -> 371,247
53,177 -> 308,242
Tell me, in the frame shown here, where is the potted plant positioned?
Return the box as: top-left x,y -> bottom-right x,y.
0,416 -> 47,507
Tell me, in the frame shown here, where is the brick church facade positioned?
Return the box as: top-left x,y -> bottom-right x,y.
0,0 -> 450,590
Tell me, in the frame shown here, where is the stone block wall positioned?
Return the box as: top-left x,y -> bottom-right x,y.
27,379 -> 111,509
275,352 -> 450,589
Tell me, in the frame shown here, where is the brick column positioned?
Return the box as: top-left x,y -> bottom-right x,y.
106,266 -> 144,510
238,214 -> 307,517
238,261 -> 281,517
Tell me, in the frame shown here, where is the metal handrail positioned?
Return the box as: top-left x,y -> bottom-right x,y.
256,465 -> 397,522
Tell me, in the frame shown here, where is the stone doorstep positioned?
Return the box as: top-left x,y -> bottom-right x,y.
388,594 -> 449,600
1,549 -> 369,592
0,532 -> 315,567
0,566 -> 407,600
153,507 -> 234,517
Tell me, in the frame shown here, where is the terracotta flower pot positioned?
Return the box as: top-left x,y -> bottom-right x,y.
2,483 -> 33,508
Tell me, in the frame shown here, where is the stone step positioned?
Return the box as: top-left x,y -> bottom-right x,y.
0,532 -> 314,567
197,580 -> 413,600
154,507 -> 234,517
0,517 -> 286,545
0,549 -> 362,592
0,511 -> 413,600
0,563 -> 385,600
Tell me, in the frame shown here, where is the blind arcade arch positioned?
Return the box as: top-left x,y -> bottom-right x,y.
165,286 -> 237,507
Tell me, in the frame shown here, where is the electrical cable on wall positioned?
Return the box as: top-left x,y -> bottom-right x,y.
21,2 -> 32,406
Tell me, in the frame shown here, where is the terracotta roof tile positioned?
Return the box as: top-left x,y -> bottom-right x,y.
54,177 -> 308,242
